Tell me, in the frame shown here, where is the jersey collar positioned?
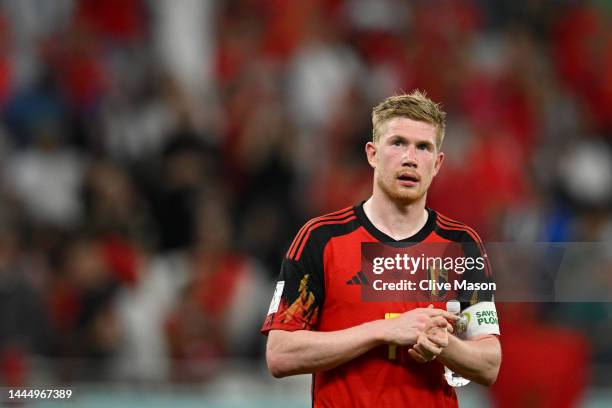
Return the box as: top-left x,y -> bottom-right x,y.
355,201 -> 436,243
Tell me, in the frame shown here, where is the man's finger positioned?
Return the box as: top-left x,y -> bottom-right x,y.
423,309 -> 459,321
408,348 -> 428,363
431,315 -> 450,328
413,344 -> 433,360
440,311 -> 460,321
416,336 -> 443,356
427,331 -> 448,348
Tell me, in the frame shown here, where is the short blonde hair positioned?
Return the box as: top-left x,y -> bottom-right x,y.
372,90 -> 446,150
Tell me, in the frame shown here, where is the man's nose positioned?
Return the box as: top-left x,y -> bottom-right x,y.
402,146 -> 418,167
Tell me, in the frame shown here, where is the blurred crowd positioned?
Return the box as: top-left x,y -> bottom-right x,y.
0,0 -> 611,395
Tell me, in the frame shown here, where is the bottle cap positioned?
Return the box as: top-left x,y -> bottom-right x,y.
446,300 -> 461,315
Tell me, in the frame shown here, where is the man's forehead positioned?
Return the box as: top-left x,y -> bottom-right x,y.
380,117 -> 437,140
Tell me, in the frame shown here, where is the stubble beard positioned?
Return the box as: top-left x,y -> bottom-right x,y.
376,172 -> 426,205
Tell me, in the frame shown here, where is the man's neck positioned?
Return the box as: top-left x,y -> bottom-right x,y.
363,193 -> 429,240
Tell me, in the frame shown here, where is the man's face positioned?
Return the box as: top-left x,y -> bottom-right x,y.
366,117 -> 444,204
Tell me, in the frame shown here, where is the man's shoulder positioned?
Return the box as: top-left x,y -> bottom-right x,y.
302,205 -> 357,226
285,205 -> 361,261
430,209 -> 484,244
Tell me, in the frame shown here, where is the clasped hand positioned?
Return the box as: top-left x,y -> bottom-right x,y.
383,305 -> 456,363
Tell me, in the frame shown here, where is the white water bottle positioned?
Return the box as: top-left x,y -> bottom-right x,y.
444,300 -> 470,387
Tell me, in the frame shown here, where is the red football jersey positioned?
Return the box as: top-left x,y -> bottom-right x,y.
262,203 -> 494,407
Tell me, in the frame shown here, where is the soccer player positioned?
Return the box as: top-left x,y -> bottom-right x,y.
261,91 -> 501,407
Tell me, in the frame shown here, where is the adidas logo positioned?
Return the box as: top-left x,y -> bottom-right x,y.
346,271 -> 369,285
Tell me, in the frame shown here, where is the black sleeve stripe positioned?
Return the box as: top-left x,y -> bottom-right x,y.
437,213 -> 483,243
286,207 -> 354,259
293,214 -> 357,261
436,217 -> 492,277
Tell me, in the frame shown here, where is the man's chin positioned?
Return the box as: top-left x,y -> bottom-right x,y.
394,195 -> 421,205
376,179 -> 426,204
386,189 -> 423,205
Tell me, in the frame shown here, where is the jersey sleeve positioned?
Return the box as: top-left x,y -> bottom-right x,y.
457,234 -> 500,336
261,229 -> 325,335
458,235 -> 495,306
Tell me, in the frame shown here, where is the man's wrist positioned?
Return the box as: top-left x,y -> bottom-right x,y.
364,319 -> 389,345
439,333 -> 459,360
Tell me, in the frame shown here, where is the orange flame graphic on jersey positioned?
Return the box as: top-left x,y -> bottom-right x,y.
279,274 -> 318,327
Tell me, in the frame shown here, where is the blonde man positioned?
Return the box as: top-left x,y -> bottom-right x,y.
262,91 -> 501,407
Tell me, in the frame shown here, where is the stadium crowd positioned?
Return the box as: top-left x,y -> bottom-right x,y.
0,1 -> 610,402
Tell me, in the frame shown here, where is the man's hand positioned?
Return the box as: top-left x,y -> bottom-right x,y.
381,306 -> 457,348
406,304 -> 502,384
408,314 -> 453,363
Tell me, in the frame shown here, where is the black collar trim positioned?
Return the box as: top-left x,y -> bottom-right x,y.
354,201 -> 436,244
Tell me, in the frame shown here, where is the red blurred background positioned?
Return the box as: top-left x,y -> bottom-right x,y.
0,1 -> 611,406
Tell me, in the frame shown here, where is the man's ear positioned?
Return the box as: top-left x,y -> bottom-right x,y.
432,151 -> 445,177
365,141 -> 377,169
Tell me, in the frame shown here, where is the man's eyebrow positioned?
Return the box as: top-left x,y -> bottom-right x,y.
387,135 -> 434,146
417,140 -> 435,146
